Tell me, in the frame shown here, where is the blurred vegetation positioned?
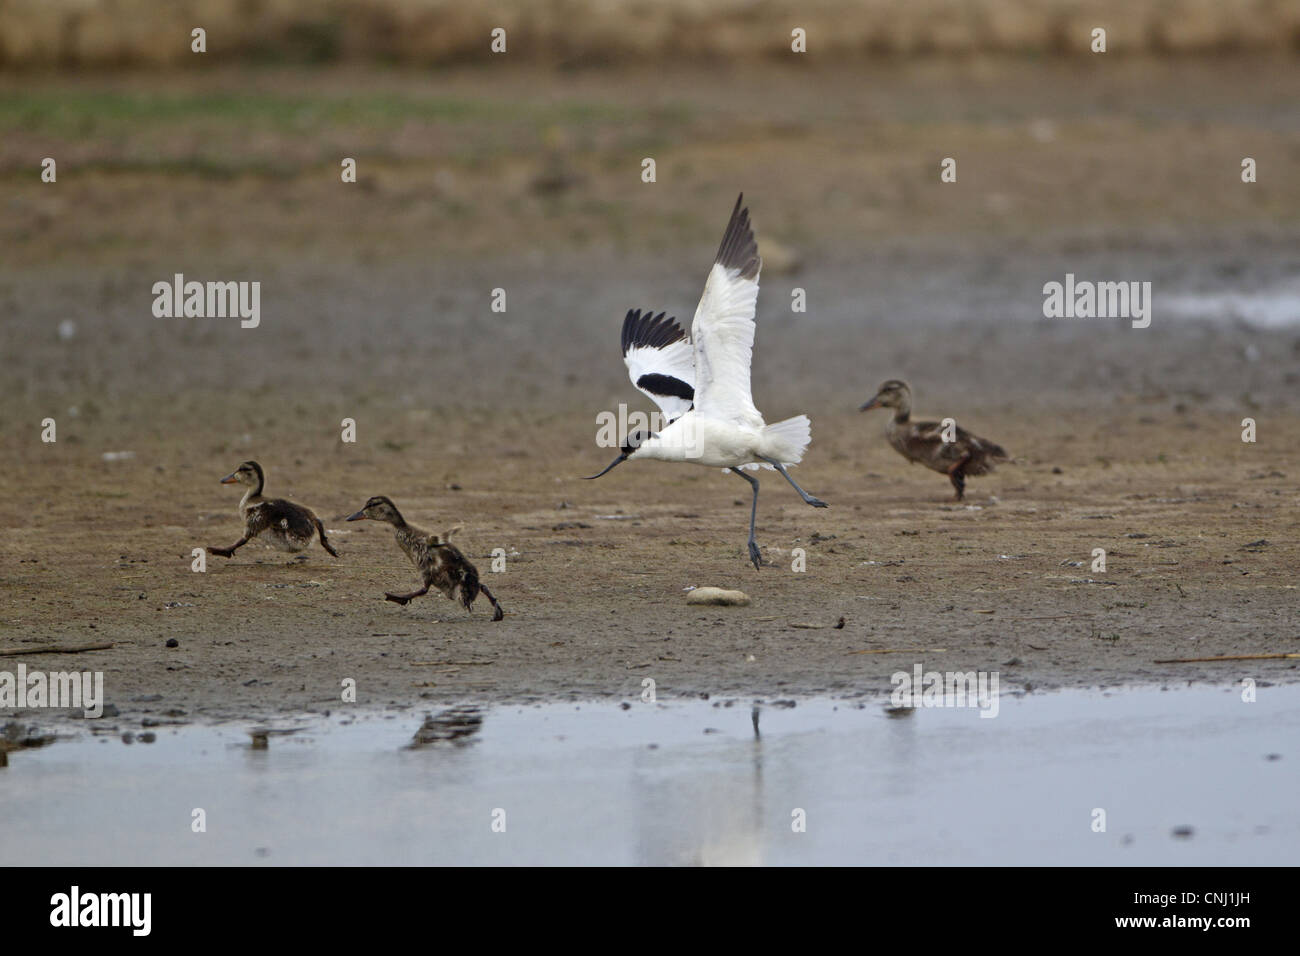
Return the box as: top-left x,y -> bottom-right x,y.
1,0 -> 1298,70
0,89 -> 635,131
0,82 -> 692,176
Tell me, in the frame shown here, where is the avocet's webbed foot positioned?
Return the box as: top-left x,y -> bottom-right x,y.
747,538 -> 763,571
759,456 -> 828,508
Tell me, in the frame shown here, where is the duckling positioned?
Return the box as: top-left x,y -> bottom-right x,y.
345,496 -> 504,622
859,380 -> 1009,501
208,460 -> 338,559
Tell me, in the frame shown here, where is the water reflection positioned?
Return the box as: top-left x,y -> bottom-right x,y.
0,687 -> 1295,866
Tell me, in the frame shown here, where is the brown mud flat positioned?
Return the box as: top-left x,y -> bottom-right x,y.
3,391 -> 1298,728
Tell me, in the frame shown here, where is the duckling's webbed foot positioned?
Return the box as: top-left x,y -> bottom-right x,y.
947,453 -> 970,501
478,584 -> 505,622
385,585 -> 429,606
314,518 -> 339,557
208,537 -> 249,558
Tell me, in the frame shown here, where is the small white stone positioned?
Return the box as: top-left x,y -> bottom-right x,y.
686,587 -> 751,607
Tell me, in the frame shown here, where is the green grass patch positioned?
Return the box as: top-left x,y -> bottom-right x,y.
0,89 -> 662,136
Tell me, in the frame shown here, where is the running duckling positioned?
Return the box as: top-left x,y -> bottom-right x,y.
859,380 -> 1009,501
345,496 -> 504,622
208,460 -> 338,559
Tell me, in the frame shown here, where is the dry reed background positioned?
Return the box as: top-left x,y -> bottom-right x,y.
2,0 -> 1299,69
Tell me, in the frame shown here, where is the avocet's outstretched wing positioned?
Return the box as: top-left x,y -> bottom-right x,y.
621,309 -> 695,422
691,194 -> 762,426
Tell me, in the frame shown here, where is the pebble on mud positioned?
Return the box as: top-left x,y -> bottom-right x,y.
165,638 -> 179,648
686,587 -> 751,606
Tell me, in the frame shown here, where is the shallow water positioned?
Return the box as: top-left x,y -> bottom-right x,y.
1161,280 -> 1300,329
0,685 -> 1294,866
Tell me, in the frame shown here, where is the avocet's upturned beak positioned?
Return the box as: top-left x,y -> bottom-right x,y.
583,453 -> 628,480
344,510 -> 368,521
859,396 -> 882,412
220,472 -> 240,483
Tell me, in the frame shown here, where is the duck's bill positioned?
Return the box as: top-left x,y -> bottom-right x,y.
583,453 -> 628,480
344,510 -> 368,521
859,397 -> 881,412
219,472 -> 240,483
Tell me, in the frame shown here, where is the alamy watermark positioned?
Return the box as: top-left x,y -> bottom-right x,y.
0,665 -> 105,718
595,403 -> 701,457
891,664 -> 1000,718
1042,273 -> 1151,328
152,273 -> 260,328
50,886 -> 150,936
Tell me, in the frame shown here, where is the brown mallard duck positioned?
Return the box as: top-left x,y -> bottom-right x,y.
345,496 -> 504,621
859,380 -> 1009,501
208,460 -> 338,559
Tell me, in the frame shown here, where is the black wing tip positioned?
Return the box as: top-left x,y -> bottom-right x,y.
622,308 -> 687,355
714,192 -> 760,280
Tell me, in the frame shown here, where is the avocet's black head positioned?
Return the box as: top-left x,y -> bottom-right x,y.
345,495 -> 404,525
583,428 -> 657,480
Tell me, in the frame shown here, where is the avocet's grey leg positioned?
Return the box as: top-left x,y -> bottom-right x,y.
730,466 -> 763,570
758,456 -> 828,508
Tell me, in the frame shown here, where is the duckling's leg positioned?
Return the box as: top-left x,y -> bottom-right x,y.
478,584 -> 505,622
208,536 -> 249,558
314,517 -> 339,557
758,456 -> 828,508
385,585 -> 429,606
947,453 -> 971,502
730,467 -> 763,571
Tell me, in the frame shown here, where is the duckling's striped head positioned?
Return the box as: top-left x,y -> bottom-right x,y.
860,379 -> 910,412
345,495 -> 404,525
220,460 -> 264,489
